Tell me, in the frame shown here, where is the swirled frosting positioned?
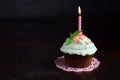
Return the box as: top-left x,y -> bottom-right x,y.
60,33 -> 97,56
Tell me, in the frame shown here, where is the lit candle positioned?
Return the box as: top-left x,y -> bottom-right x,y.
78,6 -> 82,31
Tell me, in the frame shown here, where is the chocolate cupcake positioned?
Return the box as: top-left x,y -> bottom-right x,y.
60,31 -> 97,68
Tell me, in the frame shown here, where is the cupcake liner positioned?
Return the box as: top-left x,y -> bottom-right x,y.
54,56 -> 100,73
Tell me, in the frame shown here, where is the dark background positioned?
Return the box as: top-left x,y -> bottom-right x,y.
0,0 -> 120,17
0,0 -> 120,79
0,0 -> 120,41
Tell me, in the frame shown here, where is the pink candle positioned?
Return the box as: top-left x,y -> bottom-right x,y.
78,16 -> 82,31
78,6 -> 82,31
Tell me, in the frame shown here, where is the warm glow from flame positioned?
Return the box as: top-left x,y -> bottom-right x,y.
78,6 -> 81,15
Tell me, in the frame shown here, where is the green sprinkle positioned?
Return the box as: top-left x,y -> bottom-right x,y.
65,38 -> 71,45
70,32 -> 72,39
70,30 -> 80,39
65,30 -> 82,45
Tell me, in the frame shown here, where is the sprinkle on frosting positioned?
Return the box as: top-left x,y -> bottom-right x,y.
73,32 -> 84,42
65,30 -> 82,45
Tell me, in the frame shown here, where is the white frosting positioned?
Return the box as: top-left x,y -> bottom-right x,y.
60,35 -> 97,56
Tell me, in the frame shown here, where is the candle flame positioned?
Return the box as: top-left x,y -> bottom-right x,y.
78,6 -> 81,15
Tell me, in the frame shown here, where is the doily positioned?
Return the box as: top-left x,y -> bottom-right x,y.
54,56 -> 100,72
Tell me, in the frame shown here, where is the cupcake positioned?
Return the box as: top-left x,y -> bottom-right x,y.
60,31 -> 97,68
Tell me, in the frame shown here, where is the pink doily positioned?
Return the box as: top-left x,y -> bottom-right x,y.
54,56 -> 100,73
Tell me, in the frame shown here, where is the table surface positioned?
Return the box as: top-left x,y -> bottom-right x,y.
0,18 -> 120,80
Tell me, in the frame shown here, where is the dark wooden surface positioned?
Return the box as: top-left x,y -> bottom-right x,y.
0,17 -> 120,80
